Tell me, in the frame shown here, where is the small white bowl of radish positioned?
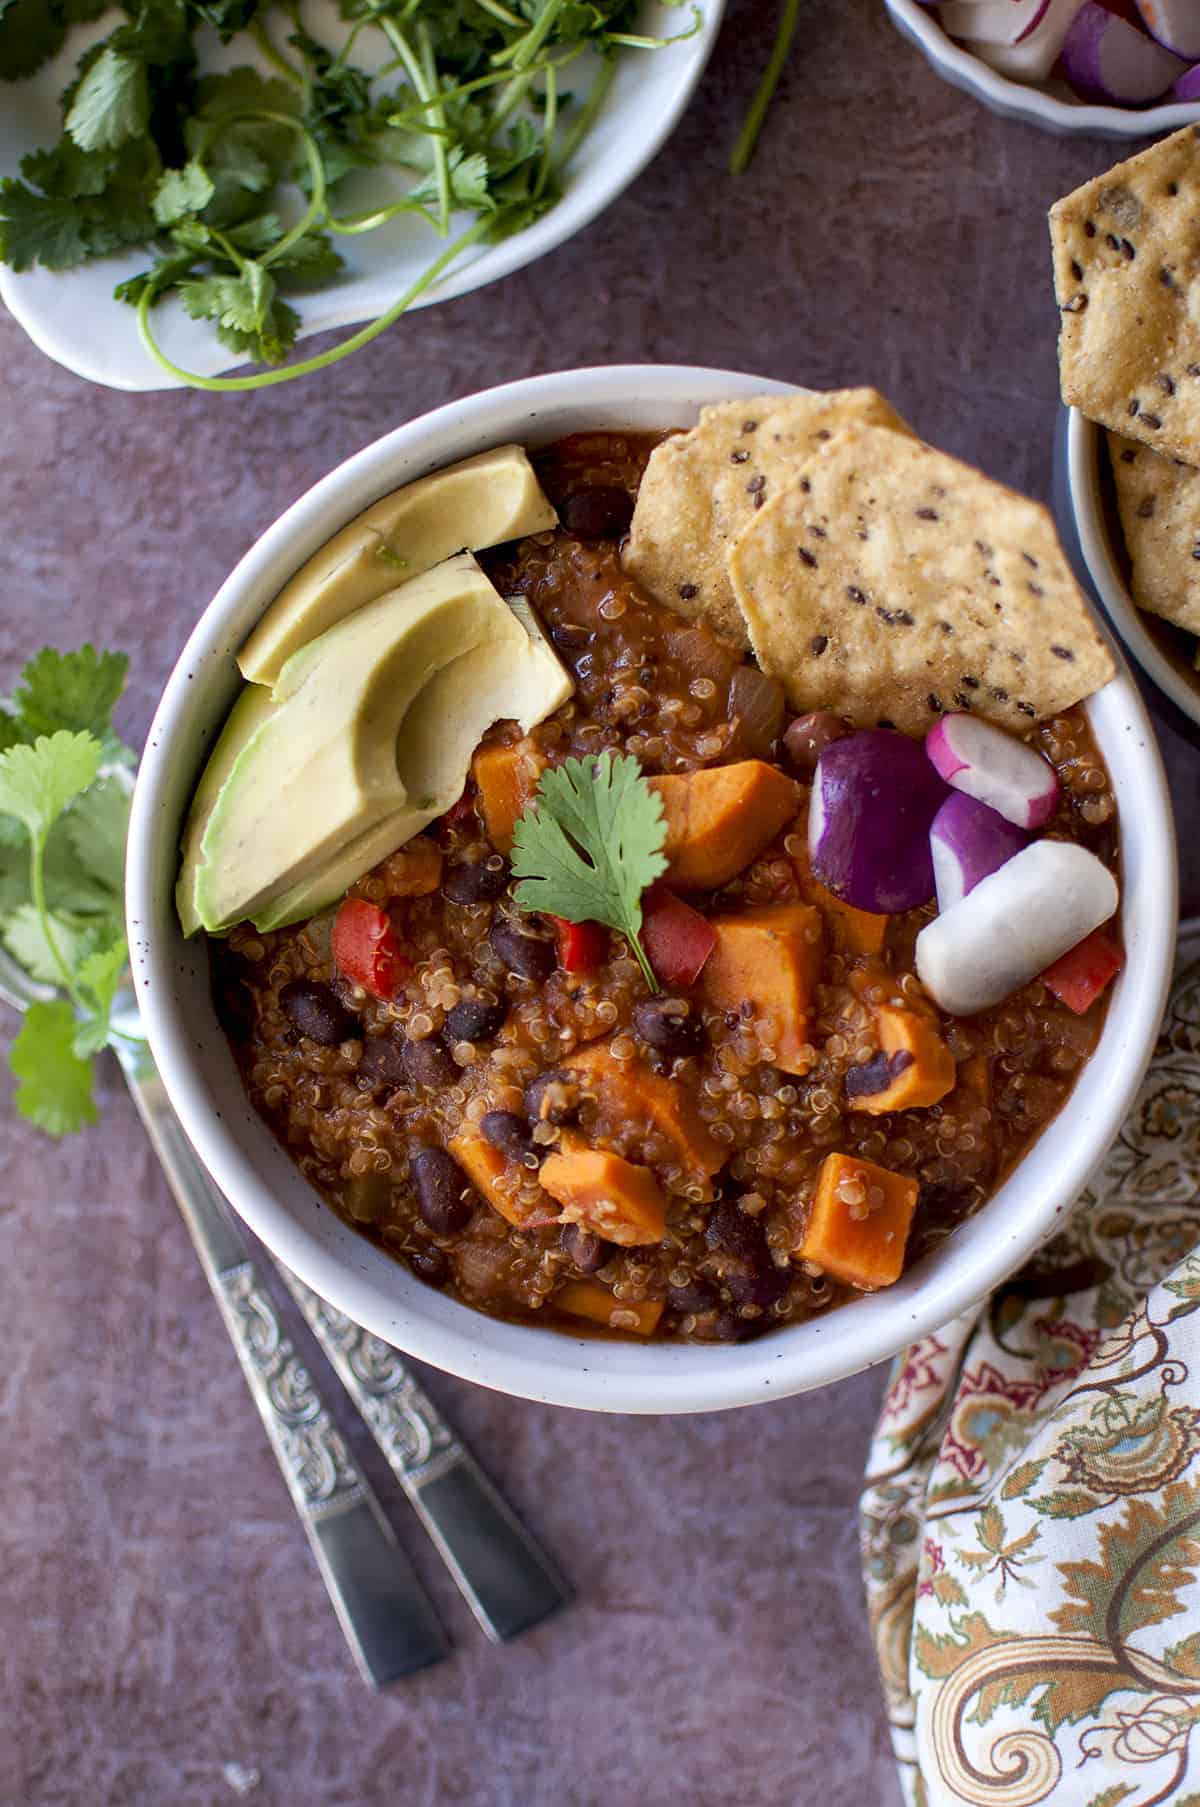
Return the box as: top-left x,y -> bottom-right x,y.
886,0 -> 1200,136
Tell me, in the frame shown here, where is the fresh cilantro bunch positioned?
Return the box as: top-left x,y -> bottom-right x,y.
0,647 -> 138,1135
511,750 -> 667,992
0,0 -> 702,389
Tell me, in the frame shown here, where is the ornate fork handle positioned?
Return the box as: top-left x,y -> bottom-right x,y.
114,1049 -> 449,1685
284,1272 -> 571,1643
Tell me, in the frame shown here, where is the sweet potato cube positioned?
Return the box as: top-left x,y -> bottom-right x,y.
791,842 -> 888,956
362,835 -> 443,899
539,1146 -> 667,1246
555,1280 -> 663,1336
648,760 -> 801,892
846,1005 -> 956,1115
798,1153 -> 919,1290
566,1043 -> 723,1190
448,1129 -> 558,1229
959,1054 -> 992,1112
699,902 -> 824,1075
472,738 -> 547,854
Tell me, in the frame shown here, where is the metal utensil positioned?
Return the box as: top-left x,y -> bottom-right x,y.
1,946 -> 568,1671
1,944 -> 449,1684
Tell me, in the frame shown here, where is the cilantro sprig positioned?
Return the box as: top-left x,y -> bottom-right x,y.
0,647 -> 138,1136
510,751 -> 667,993
0,1 -> 704,389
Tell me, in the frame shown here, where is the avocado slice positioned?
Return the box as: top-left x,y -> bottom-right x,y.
250,595 -> 573,932
176,683 -> 276,937
191,553 -> 524,934
237,444 -> 558,688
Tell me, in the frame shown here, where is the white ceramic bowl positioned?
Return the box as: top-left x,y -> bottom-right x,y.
0,2 -> 723,393
885,0 -> 1200,137
1064,407 -> 1200,733
127,364 -> 1178,1414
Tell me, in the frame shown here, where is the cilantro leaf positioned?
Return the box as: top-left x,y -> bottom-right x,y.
65,775 -> 129,895
0,732 -> 102,842
152,158 -> 214,226
15,645 -> 128,741
9,998 -> 98,1135
0,179 -> 93,271
74,935 -> 129,1051
511,752 -> 666,991
2,902 -> 100,986
66,48 -> 149,153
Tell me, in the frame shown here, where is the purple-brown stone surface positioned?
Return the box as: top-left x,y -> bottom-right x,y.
2,2 -> 1196,1802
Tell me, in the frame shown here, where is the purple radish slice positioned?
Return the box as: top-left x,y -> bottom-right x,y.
1137,0 -> 1200,60
1173,57 -> 1200,90
926,713 -> 1059,829
940,0 -> 1052,48
930,793 -> 1029,912
808,729 -> 949,914
1061,1 -> 1186,99
964,0 -> 1087,77
915,841 -> 1118,1016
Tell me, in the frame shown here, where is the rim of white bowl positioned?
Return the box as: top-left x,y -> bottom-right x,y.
885,0 -> 1200,137
126,364 -> 1179,1414
1068,408 -> 1200,732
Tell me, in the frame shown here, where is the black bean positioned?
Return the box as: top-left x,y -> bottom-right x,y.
704,1198 -> 763,1265
481,1110 -> 535,1163
667,1276 -> 720,1315
783,710 -> 848,775
212,961 -> 256,1041
561,1224 -> 614,1273
279,978 -> 359,1046
409,1245 -> 450,1288
563,485 -> 634,541
402,1032 -> 458,1091
359,1034 -> 410,1090
491,914 -> 556,981
704,1200 -> 789,1309
706,1310 -> 767,1343
443,854 -> 510,903
410,1148 -> 474,1234
632,997 -> 705,1057
525,1068 -> 580,1126
445,997 -> 506,1043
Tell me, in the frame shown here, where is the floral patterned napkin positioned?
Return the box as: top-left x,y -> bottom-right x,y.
862,921 -> 1200,1807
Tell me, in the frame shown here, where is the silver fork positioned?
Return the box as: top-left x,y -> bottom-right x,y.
0,948 -> 569,1680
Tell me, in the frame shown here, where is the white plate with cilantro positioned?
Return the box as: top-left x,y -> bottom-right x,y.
0,1 -> 723,394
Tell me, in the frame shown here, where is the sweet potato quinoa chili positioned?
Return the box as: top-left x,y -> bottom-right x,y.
191,404 -> 1124,1346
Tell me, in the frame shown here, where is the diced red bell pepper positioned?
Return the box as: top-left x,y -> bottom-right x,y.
550,915 -> 608,973
641,886 -> 717,988
1040,929 -> 1124,1015
332,897 -> 410,1000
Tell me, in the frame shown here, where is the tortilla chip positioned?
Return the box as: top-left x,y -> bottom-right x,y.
1107,431 -> 1200,635
1050,126 -> 1200,465
726,425 -> 1115,734
622,388 -> 911,649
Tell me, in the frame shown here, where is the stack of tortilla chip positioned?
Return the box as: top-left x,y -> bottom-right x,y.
622,390 -> 1113,734
1049,126 -> 1200,652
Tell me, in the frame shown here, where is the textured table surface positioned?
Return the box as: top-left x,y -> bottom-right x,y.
3,5 -> 1197,1804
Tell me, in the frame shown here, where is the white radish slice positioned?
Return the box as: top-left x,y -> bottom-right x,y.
926,713 -> 1059,829
930,793 -> 1028,912
1137,0 -> 1200,59
962,0 -> 1087,77
915,841 -> 1118,1016
1060,1 -> 1186,100
939,0 -> 1051,48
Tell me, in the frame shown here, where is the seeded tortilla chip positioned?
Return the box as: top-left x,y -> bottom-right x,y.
726,425 -> 1115,734
623,388 -> 911,649
1050,126 -> 1200,465
1107,431 -> 1200,635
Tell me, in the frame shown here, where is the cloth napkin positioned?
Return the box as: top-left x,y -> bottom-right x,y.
862,921 -> 1200,1807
